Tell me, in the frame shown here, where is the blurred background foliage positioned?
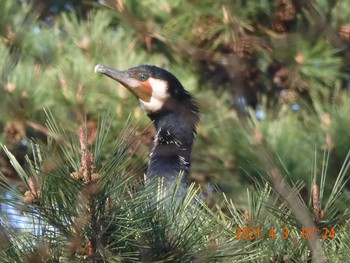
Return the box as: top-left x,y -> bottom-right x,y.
0,0 -> 350,261
1,0 -> 350,199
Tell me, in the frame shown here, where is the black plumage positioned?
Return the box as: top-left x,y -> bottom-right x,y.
95,64 -> 199,194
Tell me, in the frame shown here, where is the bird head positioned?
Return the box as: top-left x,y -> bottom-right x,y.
94,64 -> 199,124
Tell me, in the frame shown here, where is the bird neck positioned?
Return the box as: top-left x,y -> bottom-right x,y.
147,111 -> 197,182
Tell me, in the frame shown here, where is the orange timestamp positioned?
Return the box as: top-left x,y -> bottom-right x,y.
235,227 -> 335,240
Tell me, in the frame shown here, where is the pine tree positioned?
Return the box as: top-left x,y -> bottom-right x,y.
1,1 -> 350,262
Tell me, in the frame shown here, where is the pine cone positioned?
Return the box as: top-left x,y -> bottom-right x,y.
273,67 -> 289,87
3,121 -> 24,143
275,0 -> 296,21
233,36 -> 255,58
272,20 -> 288,33
339,23 -> 350,41
272,0 -> 297,32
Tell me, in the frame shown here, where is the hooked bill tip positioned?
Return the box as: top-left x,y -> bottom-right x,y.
94,64 -> 105,74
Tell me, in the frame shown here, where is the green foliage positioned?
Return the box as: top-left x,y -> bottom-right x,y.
1,112 -> 349,262
105,0 -> 348,92
1,0 -> 350,261
0,113 -> 259,262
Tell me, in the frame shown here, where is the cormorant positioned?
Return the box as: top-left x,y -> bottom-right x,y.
94,64 -> 199,195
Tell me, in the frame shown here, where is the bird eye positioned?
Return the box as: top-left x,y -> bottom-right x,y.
140,73 -> 149,81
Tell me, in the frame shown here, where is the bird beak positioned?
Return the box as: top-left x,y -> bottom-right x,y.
94,64 -> 152,102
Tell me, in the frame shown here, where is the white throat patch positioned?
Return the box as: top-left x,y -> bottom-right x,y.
139,78 -> 169,113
